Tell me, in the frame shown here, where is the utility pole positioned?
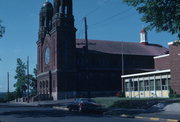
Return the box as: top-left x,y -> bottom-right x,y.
84,17 -> 88,51
76,17 -> 96,98
27,56 -> 30,103
121,41 -> 124,96
84,17 -> 90,98
7,72 -> 10,103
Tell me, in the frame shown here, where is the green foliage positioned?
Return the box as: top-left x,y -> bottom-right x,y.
14,58 -> 27,98
14,58 -> 37,98
94,97 -> 168,109
123,0 -> 180,38
31,68 -> 37,95
29,73 -> 37,96
5,92 -> 15,102
169,86 -> 180,98
173,40 -> 180,46
0,20 -> 5,38
0,98 -> 5,103
94,97 -> 130,107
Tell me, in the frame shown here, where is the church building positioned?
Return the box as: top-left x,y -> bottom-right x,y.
36,0 -> 168,100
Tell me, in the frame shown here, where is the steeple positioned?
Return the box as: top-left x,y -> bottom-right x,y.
53,0 -> 72,16
140,28 -> 148,45
52,0 -> 75,30
54,0 -> 60,14
39,0 -> 53,41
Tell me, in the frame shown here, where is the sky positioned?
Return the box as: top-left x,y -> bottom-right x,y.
0,0 -> 178,92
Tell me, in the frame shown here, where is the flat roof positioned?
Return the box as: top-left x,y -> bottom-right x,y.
121,69 -> 170,78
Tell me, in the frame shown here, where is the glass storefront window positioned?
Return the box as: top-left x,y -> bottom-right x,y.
149,80 -> 154,90
155,79 -> 161,90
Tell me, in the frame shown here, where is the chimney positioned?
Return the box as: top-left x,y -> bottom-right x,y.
140,28 -> 148,45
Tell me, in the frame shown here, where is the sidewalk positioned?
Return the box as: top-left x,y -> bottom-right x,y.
105,103 -> 180,122
0,99 -> 74,107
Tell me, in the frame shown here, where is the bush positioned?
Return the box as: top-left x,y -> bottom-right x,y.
116,91 -> 125,98
169,87 -> 180,98
111,99 -> 159,109
170,93 -> 180,98
5,92 -> 15,102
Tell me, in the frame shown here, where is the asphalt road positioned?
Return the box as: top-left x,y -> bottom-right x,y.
0,107 -> 152,122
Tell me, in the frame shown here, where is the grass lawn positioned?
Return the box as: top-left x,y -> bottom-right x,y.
93,97 -> 171,109
93,97 -> 129,108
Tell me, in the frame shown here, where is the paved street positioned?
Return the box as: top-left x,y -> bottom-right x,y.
0,107 -> 152,122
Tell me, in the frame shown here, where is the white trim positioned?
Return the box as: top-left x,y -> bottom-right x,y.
51,69 -> 58,73
178,53 -> 180,56
154,54 -> 169,59
37,69 -> 58,77
168,42 -> 173,45
37,71 -> 49,77
168,40 -> 180,45
121,69 -> 170,78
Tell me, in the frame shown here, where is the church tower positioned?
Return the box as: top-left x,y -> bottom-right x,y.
37,0 -> 77,100
51,0 -> 76,70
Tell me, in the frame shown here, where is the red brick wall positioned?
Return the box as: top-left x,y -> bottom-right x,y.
169,44 -> 180,94
154,55 -> 170,70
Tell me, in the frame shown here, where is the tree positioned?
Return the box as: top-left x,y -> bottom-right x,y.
29,68 -> 37,96
0,20 -> 5,38
14,58 -> 27,98
14,58 -> 37,98
123,0 -> 180,38
5,92 -> 15,102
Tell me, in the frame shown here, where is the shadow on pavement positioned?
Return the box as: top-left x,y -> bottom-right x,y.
0,109 -> 105,119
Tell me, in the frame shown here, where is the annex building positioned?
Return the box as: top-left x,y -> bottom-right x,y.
122,41 -> 180,98
36,0 -> 168,100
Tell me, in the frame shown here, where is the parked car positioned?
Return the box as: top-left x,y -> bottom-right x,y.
67,98 -> 105,113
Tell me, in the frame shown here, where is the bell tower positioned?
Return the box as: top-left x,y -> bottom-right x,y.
51,0 -> 76,69
51,0 -> 77,99
53,0 -> 72,15
37,0 -> 77,100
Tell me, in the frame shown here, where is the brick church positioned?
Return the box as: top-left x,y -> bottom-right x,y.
36,0 -> 168,100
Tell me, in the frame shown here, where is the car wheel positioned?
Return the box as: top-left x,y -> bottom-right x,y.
68,107 -> 72,112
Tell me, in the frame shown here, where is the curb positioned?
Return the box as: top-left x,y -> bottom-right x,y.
53,106 -> 69,111
119,114 -> 180,122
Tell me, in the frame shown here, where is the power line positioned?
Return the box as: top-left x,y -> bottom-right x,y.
89,11 -> 136,30
75,0 -> 111,34
84,0 -> 111,17
90,7 -> 132,28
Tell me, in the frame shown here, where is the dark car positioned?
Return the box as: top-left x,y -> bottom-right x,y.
67,98 -> 105,113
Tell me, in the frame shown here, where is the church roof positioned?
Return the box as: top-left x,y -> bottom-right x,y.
76,39 -> 168,56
